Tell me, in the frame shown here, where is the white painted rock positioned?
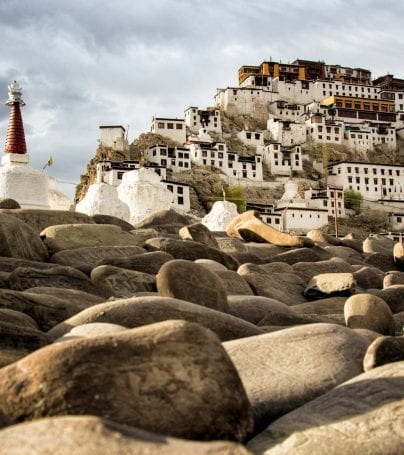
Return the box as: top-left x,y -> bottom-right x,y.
118,168 -> 173,224
202,201 -> 239,232
76,182 -> 130,221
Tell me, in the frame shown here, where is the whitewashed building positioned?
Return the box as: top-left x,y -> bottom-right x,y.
304,186 -> 345,218
305,114 -> 344,145
268,100 -> 306,122
184,107 -> 222,133
327,161 -> 404,201
145,145 -> 191,172
99,125 -> 128,152
267,118 -> 306,146
150,117 -> 186,144
263,143 -> 303,175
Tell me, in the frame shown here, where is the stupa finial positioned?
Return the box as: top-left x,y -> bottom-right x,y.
5,80 -> 25,106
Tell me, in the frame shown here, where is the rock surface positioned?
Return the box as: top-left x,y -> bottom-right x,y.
363,335 -> 404,371
179,222 -> 219,248
247,361 -> 404,455
0,320 -> 253,441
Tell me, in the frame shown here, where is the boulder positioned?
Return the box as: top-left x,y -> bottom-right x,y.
40,224 -> 141,254
393,242 -> 404,270
0,415 -> 253,455
268,248 -> 323,265
156,259 -> 228,311
91,214 -> 134,231
129,228 -> 161,245
344,293 -> 396,335
226,210 -> 259,241
0,271 -> 9,288
323,245 -> 364,263
96,251 -> 174,275
0,308 -> 39,330
202,200 -> 239,232
230,215 -> 314,248
50,246 -> 147,273
306,229 -> 341,245
238,263 -> 307,305
292,257 -> 355,284
224,323 -> 369,432
91,265 -> 156,298
214,270 -> 253,296
245,243 -> 286,262
0,209 -> 94,233
0,320 -> 253,441
384,271 -> 404,288
179,223 -> 219,248
363,336 -> 404,371
304,273 -> 356,299
363,252 -> 398,273
0,198 -> 20,209
247,361 -> 404,455
0,288 -> 104,331
341,237 -> 364,253
8,266 -> 110,298
145,237 -> 239,270
194,258 -> 228,272
258,262 -> 294,274
368,286 -> 404,313
47,296 -> 263,342
55,322 -> 128,343
353,266 -> 384,290
0,257 -> 57,273
363,235 -> 395,255
0,213 -> 48,262
133,209 -> 192,234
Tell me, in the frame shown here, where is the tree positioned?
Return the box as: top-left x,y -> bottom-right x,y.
344,190 -> 363,214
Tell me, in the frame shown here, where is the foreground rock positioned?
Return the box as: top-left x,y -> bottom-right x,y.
292,257 -> 355,284
224,324 -> 369,432
40,224 -> 142,254
248,361 -> 404,455
227,212 -> 313,248
303,273 -> 356,299
0,320 -> 253,441
48,296 -> 262,342
344,293 -> 396,335
0,288 -> 104,331
50,245 -> 147,273
363,336 -> 404,371
0,213 -> 48,262
393,242 -> 404,270
157,259 -> 228,311
145,237 -> 239,270
133,208 -> 192,234
0,415 -> 253,455
8,266 -> 110,298
179,222 -> 219,248
96,251 -> 174,275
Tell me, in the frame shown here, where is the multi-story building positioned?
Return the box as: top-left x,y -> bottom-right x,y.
99,125 -> 128,152
267,118 -> 306,146
263,143 -> 303,175
150,117 -> 187,144
184,107 -> 222,133
145,145 -> 191,171
304,186 -> 345,218
305,114 -> 344,145
327,161 -> 404,201
268,100 -> 306,121
324,65 -> 372,85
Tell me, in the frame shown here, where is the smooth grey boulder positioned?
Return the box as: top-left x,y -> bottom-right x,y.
258,262 -> 294,274
96,251 -> 174,275
292,257 -> 355,284
8,265 -> 110,298
194,258 -> 229,272
91,265 -> 156,298
363,335 -> 404,371
306,229 -> 342,245
91,213 -> 134,231
0,320 -> 253,441
303,273 -> 356,299
133,208 -> 192,234
214,270 -> 254,296
363,235 -> 395,255
383,271 -> 404,288
0,213 -> 48,262
247,361 -> 404,455
344,293 -> 396,335
238,263 -> 307,305
0,198 -> 20,209
268,248 -> 323,265
0,415 -> 254,455
393,241 -> 404,270
179,222 -> 219,248
40,224 -> 141,254
157,259 -> 228,311
0,288 -> 104,331
50,246 -> 147,273
224,323 -> 369,432
368,285 -> 404,313
363,252 -> 398,273
47,296 -> 262,342
54,322 -> 128,343
353,265 -> 384,290
0,257 -> 57,273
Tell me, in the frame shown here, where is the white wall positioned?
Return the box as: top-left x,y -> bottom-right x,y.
150,118 -> 186,144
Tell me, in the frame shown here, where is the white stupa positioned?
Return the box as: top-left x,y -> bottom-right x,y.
117,167 -> 173,224
0,81 -> 50,209
76,179 -> 130,220
47,176 -> 73,211
202,200 -> 239,232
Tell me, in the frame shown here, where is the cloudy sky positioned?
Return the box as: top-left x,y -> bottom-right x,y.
1,0 -> 403,200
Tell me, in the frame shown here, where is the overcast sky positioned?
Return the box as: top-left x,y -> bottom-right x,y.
1,0 -> 403,200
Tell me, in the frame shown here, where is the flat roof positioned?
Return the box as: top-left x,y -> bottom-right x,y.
328,160 -> 404,168
99,125 -> 125,131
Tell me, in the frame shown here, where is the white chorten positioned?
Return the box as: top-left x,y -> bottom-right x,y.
76,182 -> 130,220
117,167 -> 173,224
202,200 -> 239,231
0,81 -> 50,209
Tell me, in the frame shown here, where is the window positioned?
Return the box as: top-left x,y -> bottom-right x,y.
255,133 -> 260,140
167,185 -> 173,192
178,197 -> 184,205
397,217 -> 402,223
275,218 -> 280,225
158,122 -> 164,128
246,132 -> 252,139
167,123 -> 174,129
176,124 -> 183,129
117,171 -> 124,180
178,186 -> 183,194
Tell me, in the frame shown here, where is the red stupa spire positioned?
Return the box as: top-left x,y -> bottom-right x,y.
4,81 -> 27,154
